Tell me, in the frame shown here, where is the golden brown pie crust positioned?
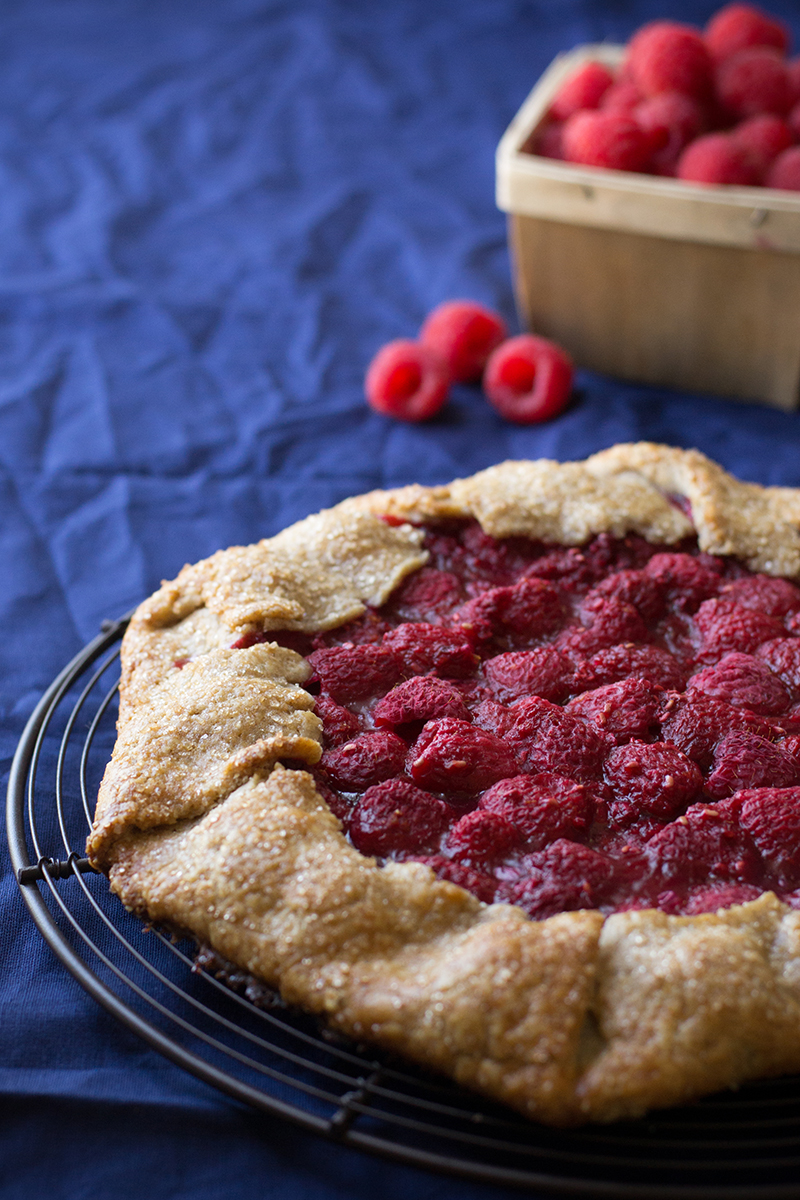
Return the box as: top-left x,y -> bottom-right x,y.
87,442 -> 800,1126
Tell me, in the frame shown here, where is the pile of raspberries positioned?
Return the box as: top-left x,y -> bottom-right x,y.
534,3 -> 800,189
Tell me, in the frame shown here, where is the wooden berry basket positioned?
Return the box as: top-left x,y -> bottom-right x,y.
496,44 -> 800,411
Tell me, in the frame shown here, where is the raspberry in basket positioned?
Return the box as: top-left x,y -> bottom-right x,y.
677,132 -> 759,184
626,21 -> 714,100
716,47 -> 790,118
705,4 -> 790,62
562,110 -> 655,171
548,61 -> 615,121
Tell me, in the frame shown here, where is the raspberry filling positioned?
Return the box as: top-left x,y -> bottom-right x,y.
237,521 -> 800,920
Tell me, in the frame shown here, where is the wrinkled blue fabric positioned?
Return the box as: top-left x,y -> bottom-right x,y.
4,1 -> 800,1197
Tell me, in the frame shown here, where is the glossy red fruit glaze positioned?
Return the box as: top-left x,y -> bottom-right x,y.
382,622 -> 477,678
757,638 -> 800,695
739,787 -> 800,888
765,145 -> 800,188
348,779 -> 455,857
414,856 -> 497,903
644,552 -> 721,610
479,773 -> 594,850
321,730 -> 408,791
372,676 -> 471,728
419,300 -> 507,384
687,651 -> 790,714
446,809 -> 522,867
585,567 -> 667,623
645,800 -> 760,891
722,573 -> 800,616
626,21 -> 714,100
574,643 -> 687,692
660,692 -> 772,768
548,61 -> 615,121
705,730 -> 800,799
677,131 -> 760,183
483,334 -> 574,424
694,597 -> 786,660
716,47 -> 790,118
484,647 -> 574,704
604,740 -> 702,821
502,840 -> 616,919
507,695 -> 608,781
705,4 -> 790,62
732,114 -> 793,176
365,339 -> 449,421
307,643 -> 401,703
456,576 -> 566,649
407,717 -> 518,793
566,677 -> 664,744
315,694 -> 362,746
562,110 -> 655,171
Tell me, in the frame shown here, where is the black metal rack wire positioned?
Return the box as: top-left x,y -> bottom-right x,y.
7,615 -> 800,1199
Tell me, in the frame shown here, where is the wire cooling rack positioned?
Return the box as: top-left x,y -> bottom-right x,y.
7,615 -> 800,1200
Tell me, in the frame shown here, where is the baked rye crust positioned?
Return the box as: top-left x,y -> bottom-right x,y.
87,443 -> 800,1125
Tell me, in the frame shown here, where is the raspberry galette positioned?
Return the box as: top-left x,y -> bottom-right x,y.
89,443 -> 800,1126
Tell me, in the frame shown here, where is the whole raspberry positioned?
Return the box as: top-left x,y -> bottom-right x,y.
584,568 -> 666,622
445,808 -> 521,867
321,730 -> 408,791
558,596 -> 649,661
705,730 -> 800,798
732,114 -> 794,176
502,840 -> 615,919
566,677 -> 664,744
604,740 -> 702,821
419,300 -> 507,384
382,622 -> 477,679
684,883 -> 764,914
677,132 -> 760,184
635,91 -> 706,174
407,717 -> 517,793
739,786 -> 800,888
645,800 -> 760,889
455,576 -> 566,648
315,694 -> 362,747
626,21 -> 714,100
414,855 -> 497,903
483,334 -> 573,424
389,566 -> 463,623
601,82 -> 643,114
694,597 -> 785,661
507,695 -> 608,782
716,48 -> 790,118
660,691 -> 772,768
687,650 -> 790,714
765,145 -> 800,188
364,339 -> 449,421
705,4 -> 790,61
308,644 -> 401,703
479,772 -> 594,850
644,552 -> 721,611
372,675 -> 471,728
574,643 -> 687,692
348,778 -> 454,857
548,61 -> 615,121
756,638 -> 800,695
484,647 -> 574,704
562,110 -> 655,171
721,573 -> 800,617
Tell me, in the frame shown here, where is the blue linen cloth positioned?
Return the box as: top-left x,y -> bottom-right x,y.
4,1 -> 800,1196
